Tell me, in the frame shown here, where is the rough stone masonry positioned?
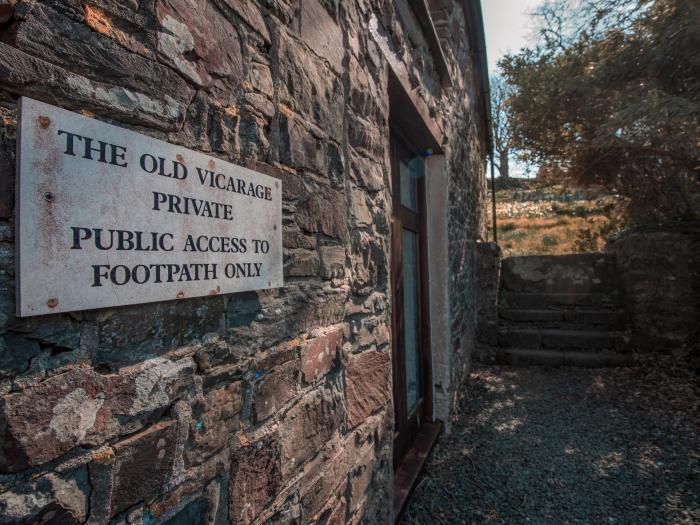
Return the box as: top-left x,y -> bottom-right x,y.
0,0 -> 488,523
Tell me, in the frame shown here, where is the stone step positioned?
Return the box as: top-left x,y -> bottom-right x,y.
500,253 -> 619,294
494,348 -> 634,368
497,328 -> 628,350
500,292 -> 622,309
499,308 -> 628,329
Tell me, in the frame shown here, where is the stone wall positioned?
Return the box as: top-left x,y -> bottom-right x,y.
0,0 -> 487,523
499,253 -> 619,295
606,227 -> 700,355
428,2 -> 489,409
474,242 -> 500,348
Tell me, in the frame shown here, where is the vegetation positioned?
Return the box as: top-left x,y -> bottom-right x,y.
499,0 -> 700,224
489,180 -> 624,257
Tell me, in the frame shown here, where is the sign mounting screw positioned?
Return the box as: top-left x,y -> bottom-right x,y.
44,192 -> 55,203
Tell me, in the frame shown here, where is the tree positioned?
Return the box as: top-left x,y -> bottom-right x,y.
500,0 -> 700,223
490,75 -> 514,179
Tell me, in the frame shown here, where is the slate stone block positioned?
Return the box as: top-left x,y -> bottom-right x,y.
0,466 -> 90,524
277,29 -> 344,141
345,349 -> 390,429
0,357 -> 196,472
110,420 -> 178,515
295,186 -> 349,242
253,357 -> 299,422
186,380 -> 243,466
301,327 -> 341,382
229,433 -> 282,524
280,381 -> 345,476
300,0 -> 344,73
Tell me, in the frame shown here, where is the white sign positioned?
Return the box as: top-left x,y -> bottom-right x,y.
16,97 -> 283,316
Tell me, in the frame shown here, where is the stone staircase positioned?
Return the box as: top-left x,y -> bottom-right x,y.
491,253 -> 634,367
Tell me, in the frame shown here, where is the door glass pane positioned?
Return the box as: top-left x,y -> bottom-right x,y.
399,155 -> 424,211
402,229 -> 421,412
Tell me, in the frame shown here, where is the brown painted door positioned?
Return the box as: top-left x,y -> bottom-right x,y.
390,129 -> 432,468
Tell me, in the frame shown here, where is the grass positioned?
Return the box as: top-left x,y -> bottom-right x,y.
488,182 -> 622,257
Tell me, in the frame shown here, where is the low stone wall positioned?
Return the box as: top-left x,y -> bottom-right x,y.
499,253 -> 619,295
474,242 -> 501,347
475,228 -> 700,366
606,227 -> 700,354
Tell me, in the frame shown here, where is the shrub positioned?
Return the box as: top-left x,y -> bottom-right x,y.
542,235 -> 559,247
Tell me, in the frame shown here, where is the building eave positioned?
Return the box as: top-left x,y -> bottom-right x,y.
462,0 -> 493,155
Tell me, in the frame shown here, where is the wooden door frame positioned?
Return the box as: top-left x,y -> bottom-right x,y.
390,125 -> 433,468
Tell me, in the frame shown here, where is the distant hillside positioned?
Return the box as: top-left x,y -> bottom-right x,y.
487,179 -> 626,257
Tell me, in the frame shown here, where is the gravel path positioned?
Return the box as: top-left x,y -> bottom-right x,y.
402,360 -> 700,524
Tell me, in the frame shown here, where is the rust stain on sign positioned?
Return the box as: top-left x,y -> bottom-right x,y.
31,108 -> 66,261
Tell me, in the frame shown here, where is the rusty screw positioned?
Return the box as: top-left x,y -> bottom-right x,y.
44,192 -> 55,203
37,116 -> 51,129
47,298 -> 58,308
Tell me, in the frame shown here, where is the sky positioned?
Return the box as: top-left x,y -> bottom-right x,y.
482,0 -> 543,74
482,0 -> 544,177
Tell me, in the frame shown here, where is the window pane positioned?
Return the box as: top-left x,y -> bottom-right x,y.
399,155 -> 424,211
402,229 -> 421,412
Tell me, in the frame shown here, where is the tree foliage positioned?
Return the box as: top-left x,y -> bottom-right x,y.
500,0 -> 700,222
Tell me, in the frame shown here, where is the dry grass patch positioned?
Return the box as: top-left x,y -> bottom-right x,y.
487,182 -> 624,257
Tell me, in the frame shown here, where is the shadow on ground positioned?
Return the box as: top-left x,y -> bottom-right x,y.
402,361 -> 699,524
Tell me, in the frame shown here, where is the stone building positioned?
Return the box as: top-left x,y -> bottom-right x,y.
0,0 -> 490,523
